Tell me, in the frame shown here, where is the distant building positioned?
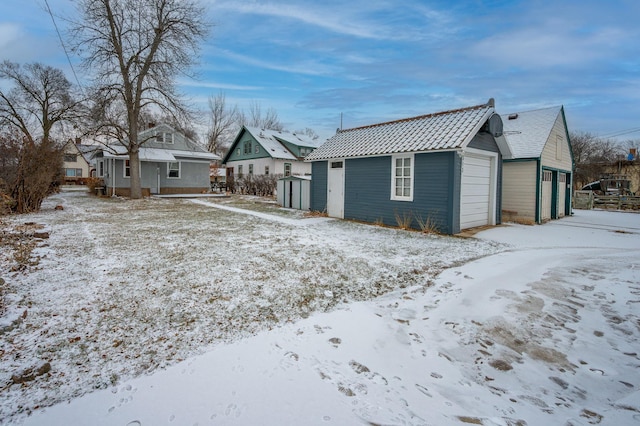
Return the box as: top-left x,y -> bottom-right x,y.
62,139 -> 96,183
92,123 -> 219,196
222,126 -> 323,180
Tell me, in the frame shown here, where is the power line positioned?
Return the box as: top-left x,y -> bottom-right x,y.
600,127 -> 640,139
44,0 -> 86,97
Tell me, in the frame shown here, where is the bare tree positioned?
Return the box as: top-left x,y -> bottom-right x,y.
206,91 -> 238,155
570,131 -> 625,187
295,127 -> 319,140
238,100 -> 283,131
71,0 -> 209,199
0,61 -> 83,212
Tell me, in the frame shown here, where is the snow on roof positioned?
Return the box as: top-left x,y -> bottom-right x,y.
243,127 -> 324,161
305,102 -> 495,161
101,146 -> 218,161
500,106 -> 563,159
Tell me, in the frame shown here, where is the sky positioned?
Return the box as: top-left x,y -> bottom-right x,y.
0,0 -> 639,143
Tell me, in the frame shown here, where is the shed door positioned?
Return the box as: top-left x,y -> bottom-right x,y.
541,170 -> 553,221
460,153 -> 493,230
558,173 -> 566,218
327,160 -> 344,219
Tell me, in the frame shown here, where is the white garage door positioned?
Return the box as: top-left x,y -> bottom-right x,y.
558,173 -> 566,218
541,170 -> 553,221
460,153 -> 493,230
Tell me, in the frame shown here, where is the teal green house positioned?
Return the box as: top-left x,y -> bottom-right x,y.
222,126 -> 323,179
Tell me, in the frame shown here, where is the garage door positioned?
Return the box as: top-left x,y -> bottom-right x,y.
541,170 -> 553,221
460,153 -> 493,230
558,173 -> 566,218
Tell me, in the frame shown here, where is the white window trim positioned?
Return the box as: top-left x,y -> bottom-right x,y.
167,161 -> 181,179
123,159 -> 131,178
97,160 -> 104,177
390,153 -> 414,202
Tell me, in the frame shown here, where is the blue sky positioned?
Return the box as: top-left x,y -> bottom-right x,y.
1,0 -> 639,143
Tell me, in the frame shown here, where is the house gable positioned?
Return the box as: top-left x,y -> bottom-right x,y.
540,110 -> 573,172
224,128 -> 273,163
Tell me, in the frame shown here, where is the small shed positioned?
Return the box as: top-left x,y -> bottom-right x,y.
277,176 -> 311,210
305,99 -> 509,235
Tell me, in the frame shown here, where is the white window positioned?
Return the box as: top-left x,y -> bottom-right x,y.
284,163 -> 291,176
255,145 -> 260,154
248,164 -> 253,175
391,154 -> 414,201
156,132 -> 174,144
65,168 -> 82,177
97,160 -> 104,177
238,165 -> 243,177
124,160 -> 131,178
168,161 -> 180,178
265,165 -> 269,175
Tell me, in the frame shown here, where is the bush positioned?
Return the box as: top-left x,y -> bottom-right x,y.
84,177 -> 104,193
0,134 -> 63,213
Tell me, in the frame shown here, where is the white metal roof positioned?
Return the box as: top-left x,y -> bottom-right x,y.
243,127 -> 324,160
305,102 -> 495,161
102,146 -> 218,162
500,106 -> 563,159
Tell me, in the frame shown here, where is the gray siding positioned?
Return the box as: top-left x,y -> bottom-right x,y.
468,132 -> 501,152
344,152 -> 459,234
310,161 -> 328,212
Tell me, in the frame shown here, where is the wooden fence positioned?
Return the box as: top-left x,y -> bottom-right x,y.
574,190 -> 640,210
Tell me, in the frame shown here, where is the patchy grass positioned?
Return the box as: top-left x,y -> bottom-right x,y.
0,191 -> 504,422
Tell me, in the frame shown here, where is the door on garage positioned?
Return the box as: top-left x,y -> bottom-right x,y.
460,152 -> 496,230
541,170 -> 553,221
558,173 -> 566,218
327,160 -> 344,219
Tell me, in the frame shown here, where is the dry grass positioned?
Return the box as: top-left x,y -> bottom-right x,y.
415,212 -> 441,234
394,210 -> 413,230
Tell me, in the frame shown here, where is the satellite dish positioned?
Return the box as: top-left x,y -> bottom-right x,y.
488,113 -> 503,137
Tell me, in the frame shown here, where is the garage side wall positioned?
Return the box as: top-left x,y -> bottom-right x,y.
343,152 -> 457,234
502,160 -> 538,224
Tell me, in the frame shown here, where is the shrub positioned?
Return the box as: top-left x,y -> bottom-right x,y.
84,177 -> 104,193
394,210 -> 413,230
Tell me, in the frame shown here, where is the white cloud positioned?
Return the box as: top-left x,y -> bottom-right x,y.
215,48 -> 340,76
210,0 -> 452,42
178,78 -> 263,91
0,23 -> 21,53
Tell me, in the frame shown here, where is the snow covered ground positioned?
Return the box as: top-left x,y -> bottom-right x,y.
2,191 -> 640,425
